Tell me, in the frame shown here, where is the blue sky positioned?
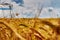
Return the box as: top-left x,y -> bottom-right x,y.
51,0 -> 60,8
0,8 -> 12,10
12,0 -> 24,6
0,0 -> 60,18
0,0 -> 60,8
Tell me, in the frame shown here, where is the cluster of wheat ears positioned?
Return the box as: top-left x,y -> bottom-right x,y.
0,18 -> 60,40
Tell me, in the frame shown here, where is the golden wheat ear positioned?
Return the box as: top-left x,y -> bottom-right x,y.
0,20 -> 26,40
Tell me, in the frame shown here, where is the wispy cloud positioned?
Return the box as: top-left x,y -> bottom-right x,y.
0,0 -> 60,18
24,0 -> 52,8
39,7 -> 60,18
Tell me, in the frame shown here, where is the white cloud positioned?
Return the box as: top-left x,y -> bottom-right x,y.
39,7 -> 60,18
0,0 -> 60,18
24,0 -> 52,8
0,0 -> 11,3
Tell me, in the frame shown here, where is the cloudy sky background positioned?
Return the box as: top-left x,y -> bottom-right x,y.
0,0 -> 60,18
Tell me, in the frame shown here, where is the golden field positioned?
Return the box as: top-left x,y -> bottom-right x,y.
0,18 -> 60,40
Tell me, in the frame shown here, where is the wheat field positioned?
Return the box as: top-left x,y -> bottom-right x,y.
0,18 -> 60,40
